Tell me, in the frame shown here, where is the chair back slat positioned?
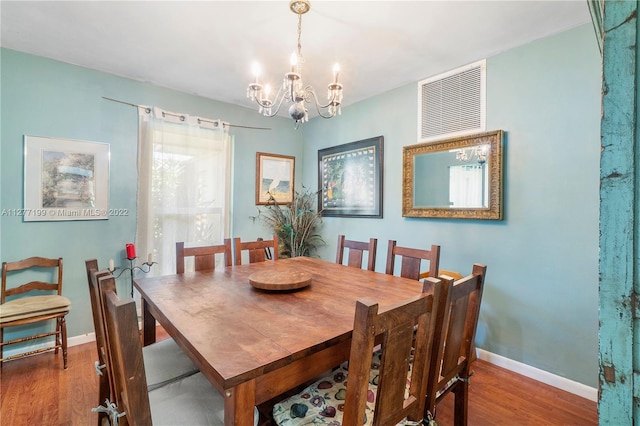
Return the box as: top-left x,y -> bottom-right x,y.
4,281 -> 58,296
385,241 -> 440,280
375,317 -> 416,422
441,295 -> 469,377
3,256 -> 61,270
176,239 -> 232,273
336,235 -> 377,271
233,235 -> 279,265
400,257 -> 422,280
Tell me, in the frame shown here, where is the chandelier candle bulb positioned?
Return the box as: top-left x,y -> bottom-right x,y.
109,259 -> 115,270
333,63 -> 340,83
148,253 -> 153,264
252,62 -> 260,83
290,53 -> 297,72
262,85 -> 271,102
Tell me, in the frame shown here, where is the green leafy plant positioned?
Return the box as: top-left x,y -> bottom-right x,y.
260,187 -> 324,258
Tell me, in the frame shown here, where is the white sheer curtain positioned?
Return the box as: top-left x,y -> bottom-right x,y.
136,106 -> 231,276
449,164 -> 486,208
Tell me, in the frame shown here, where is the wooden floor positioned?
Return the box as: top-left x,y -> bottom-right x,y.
1,341 -> 597,426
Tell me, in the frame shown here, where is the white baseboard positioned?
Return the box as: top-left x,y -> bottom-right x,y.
7,333 -> 598,402
476,348 -> 597,402
69,332 -> 96,347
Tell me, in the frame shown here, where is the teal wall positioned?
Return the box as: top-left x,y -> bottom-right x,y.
0,48 -> 301,345
301,24 -> 600,387
1,24 -> 600,388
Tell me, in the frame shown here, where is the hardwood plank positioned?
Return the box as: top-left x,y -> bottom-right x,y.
0,341 -> 596,425
0,343 -> 99,426
433,360 -> 597,426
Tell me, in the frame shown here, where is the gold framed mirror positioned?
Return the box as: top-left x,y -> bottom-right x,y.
402,130 -> 504,220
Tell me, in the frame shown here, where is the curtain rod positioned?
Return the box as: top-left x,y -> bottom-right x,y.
101,96 -> 271,130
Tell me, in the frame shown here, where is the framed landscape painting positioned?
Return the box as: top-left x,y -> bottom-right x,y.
23,135 -> 110,221
256,152 -> 295,205
318,136 -> 384,218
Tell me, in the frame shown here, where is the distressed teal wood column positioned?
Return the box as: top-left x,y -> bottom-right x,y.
599,1 -> 638,423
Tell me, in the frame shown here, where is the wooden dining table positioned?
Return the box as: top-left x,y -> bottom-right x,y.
134,256 -> 429,426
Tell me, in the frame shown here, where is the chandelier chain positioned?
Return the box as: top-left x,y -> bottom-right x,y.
298,13 -> 303,58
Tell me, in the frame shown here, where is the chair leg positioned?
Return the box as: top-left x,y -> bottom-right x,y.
453,381 -> 469,426
424,393 -> 437,422
97,376 -> 111,426
60,316 -> 68,369
55,318 -> 60,355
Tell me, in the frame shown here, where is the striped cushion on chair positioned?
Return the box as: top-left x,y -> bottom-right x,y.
0,295 -> 70,323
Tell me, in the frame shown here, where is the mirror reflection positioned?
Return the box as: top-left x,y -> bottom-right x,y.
403,130 -> 503,220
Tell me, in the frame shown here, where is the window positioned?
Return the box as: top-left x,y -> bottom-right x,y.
136,108 -> 231,275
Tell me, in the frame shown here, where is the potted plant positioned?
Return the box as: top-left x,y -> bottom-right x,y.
260,187 -> 324,258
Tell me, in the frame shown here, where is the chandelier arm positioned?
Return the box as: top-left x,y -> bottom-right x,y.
306,89 -> 340,119
253,92 -> 288,118
304,85 -> 342,110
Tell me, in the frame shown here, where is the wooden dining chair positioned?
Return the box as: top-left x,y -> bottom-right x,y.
272,277 -> 446,426
97,273 -> 259,426
335,234 -> 377,271
85,260 -> 199,424
385,240 -> 441,280
84,263 -> 114,424
1,257 -> 70,369
233,235 -> 279,265
424,264 -> 487,426
175,239 -> 232,273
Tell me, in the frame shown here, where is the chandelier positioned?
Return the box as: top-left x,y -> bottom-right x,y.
246,0 -> 343,128
455,144 -> 489,164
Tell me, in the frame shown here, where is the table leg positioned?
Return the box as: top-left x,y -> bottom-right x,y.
224,380 -> 256,426
141,298 -> 156,346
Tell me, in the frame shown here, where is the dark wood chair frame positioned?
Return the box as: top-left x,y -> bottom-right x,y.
1,257 -> 68,369
176,239 -> 232,273
233,235 -> 279,265
424,264 -> 487,426
99,277 -> 154,424
339,277 -> 446,425
335,234 -> 378,271
385,240 -> 441,280
85,260 -> 118,425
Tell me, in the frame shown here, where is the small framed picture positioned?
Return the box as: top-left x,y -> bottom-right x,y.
256,152 -> 295,205
24,135 -> 110,221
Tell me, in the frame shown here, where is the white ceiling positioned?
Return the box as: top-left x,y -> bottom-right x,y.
1,1 -> 593,117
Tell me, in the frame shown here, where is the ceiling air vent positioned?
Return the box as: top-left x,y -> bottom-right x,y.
418,59 -> 486,142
